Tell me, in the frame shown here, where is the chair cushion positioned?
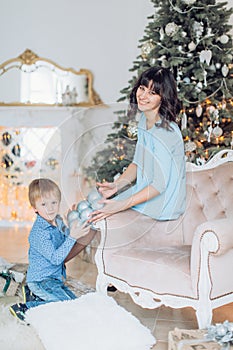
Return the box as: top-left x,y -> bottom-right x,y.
103,245 -> 197,298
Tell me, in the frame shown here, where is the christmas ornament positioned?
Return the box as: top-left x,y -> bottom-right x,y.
221,64 -> 229,77
193,21 -> 204,40
11,144 -> 21,157
195,104 -> 203,117
188,41 -> 196,51
79,207 -> 93,223
213,125 -> 223,137
127,120 -> 138,140
181,112 -> 187,130
183,77 -> 190,84
185,140 -> 196,152
87,188 -> 104,210
219,34 -> 229,44
141,41 -> 154,59
149,58 -> 155,65
165,22 -> 178,37
199,49 -> 212,65
159,27 -> 164,40
67,210 -> 80,226
215,63 -> 221,69
206,320 -> 233,348
195,82 -> 203,93
182,0 -> 196,4
2,132 -> 12,146
76,200 -> 90,212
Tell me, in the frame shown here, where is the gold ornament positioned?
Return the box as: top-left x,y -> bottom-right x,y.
127,121 -> 138,140
141,41 -> 154,59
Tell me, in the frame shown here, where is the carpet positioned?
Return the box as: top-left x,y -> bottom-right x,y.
26,292 -> 156,350
0,303 -> 44,350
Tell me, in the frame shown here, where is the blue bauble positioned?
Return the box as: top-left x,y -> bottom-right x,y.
67,210 -> 80,226
79,207 -> 93,223
87,188 -> 102,205
76,200 -> 90,213
91,199 -> 104,210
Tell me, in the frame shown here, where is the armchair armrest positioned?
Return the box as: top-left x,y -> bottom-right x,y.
190,218 -> 233,295
193,218 -> 233,256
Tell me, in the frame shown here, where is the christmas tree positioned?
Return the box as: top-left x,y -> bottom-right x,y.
85,0 -> 233,182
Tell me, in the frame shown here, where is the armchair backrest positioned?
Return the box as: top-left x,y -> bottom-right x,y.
182,154 -> 233,245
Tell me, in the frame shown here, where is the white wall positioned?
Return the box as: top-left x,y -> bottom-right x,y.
0,0 -> 232,104
0,0 -> 153,104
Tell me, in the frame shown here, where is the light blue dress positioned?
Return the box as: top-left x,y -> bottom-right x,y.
116,113 -> 186,220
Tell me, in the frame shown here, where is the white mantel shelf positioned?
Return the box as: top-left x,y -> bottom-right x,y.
0,106 -> 86,127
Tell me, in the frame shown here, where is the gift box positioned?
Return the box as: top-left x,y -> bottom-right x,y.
168,328 -> 233,350
0,276 -> 19,296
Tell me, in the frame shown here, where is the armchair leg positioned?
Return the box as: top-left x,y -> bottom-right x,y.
96,274 -> 109,295
196,306 -> 212,329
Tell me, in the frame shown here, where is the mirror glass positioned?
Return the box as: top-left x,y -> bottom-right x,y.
0,49 -> 102,106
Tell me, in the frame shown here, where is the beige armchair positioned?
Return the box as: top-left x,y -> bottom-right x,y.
95,150 -> 233,329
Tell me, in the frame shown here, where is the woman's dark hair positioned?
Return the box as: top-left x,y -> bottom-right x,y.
129,67 -> 181,129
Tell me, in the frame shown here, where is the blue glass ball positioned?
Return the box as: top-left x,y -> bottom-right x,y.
67,210 -> 80,226
90,199 -> 104,210
76,200 -> 90,213
87,188 -> 102,205
79,207 -> 93,223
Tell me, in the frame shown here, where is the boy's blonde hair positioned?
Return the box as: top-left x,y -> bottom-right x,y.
28,178 -> 61,208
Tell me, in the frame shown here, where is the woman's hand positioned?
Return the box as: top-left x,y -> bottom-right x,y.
89,198 -> 130,223
96,181 -> 117,199
70,221 -> 90,241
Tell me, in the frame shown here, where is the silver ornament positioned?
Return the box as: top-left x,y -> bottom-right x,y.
91,199 -> 104,210
213,126 -> 223,137
79,207 -> 93,223
221,64 -> 229,77
165,22 -> 179,37
196,104 -> 203,117
76,200 -> 90,213
67,210 -> 80,226
188,41 -> 196,51
87,188 -> 102,205
185,140 -> 197,152
141,41 -> 154,59
219,34 -> 229,44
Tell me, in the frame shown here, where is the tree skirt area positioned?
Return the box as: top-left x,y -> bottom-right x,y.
25,292 -> 156,350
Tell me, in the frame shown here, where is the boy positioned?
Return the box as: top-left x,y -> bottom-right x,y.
10,178 -> 96,321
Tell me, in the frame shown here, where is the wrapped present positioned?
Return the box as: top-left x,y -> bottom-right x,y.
0,274 -> 19,296
168,328 -> 233,350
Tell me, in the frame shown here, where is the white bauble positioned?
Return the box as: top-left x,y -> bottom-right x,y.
196,104 -> 203,117
182,0 -> 196,4
188,41 -> 196,51
165,22 -> 178,37
213,126 -> 223,137
221,64 -> 229,77
183,77 -> 191,84
219,34 -> 229,44
195,82 -> 203,93
185,140 -> 197,152
215,63 -> 221,69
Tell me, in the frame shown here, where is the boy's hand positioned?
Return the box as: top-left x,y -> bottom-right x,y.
70,221 -> 90,241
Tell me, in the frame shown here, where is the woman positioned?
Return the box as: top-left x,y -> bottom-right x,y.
90,67 -> 186,224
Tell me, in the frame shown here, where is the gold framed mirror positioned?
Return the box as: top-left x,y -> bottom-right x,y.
0,49 -> 102,106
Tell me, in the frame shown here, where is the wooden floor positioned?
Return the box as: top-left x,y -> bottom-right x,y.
1,226 -> 233,349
